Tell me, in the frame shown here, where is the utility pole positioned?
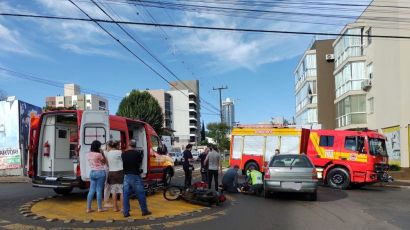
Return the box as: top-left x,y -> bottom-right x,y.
213,85 -> 228,123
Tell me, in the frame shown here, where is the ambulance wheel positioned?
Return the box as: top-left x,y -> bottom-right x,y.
163,168 -> 173,186
53,188 -> 73,195
327,167 -> 350,190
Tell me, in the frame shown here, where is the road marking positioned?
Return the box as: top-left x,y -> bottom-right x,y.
2,224 -> 46,230
0,219 -> 10,224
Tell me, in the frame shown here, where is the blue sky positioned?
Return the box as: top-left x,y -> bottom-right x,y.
0,0 -> 369,125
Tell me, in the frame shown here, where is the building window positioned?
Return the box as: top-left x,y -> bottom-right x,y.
335,62 -> 367,98
334,27 -> 364,68
98,101 -> 106,110
366,27 -> 372,46
336,95 -> 366,128
86,99 -> 91,103
319,135 -> 334,147
368,97 -> 374,114
58,101 -> 63,105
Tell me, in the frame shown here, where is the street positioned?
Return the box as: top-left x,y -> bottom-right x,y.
0,164 -> 409,230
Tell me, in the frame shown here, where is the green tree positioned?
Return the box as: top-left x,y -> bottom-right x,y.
117,90 -> 164,134
206,122 -> 230,151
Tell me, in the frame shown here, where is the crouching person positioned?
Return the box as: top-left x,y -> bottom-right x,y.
221,165 -> 240,193
244,166 -> 263,195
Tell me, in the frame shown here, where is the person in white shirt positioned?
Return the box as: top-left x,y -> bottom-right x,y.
106,140 -> 124,212
205,146 -> 221,191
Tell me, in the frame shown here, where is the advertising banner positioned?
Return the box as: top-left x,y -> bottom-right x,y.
161,136 -> 172,153
18,101 -> 42,173
382,126 -> 401,166
0,100 -> 20,170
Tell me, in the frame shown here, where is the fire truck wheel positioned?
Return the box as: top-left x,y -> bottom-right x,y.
53,188 -> 73,195
244,162 -> 259,175
326,167 -> 350,190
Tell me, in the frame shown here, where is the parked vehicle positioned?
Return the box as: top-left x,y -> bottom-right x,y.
229,125 -> 310,174
169,152 -> 183,165
306,129 -> 389,189
264,154 -> 318,201
28,110 -> 174,195
192,151 -> 199,161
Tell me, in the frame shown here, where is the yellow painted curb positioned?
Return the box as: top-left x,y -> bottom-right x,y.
31,193 -> 203,221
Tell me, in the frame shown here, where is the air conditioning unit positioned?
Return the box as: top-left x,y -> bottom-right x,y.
361,79 -> 372,91
325,54 -> 335,62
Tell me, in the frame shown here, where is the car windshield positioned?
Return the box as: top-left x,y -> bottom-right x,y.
269,155 -> 313,168
369,138 -> 388,156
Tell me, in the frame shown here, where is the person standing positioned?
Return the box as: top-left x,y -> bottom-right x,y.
205,146 -> 221,191
122,139 -> 151,217
106,140 -> 124,212
182,144 -> 194,188
199,147 -> 209,183
86,140 -> 107,213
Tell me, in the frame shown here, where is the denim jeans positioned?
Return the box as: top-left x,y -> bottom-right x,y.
87,170 -> 106,210
123,174 -> 148,216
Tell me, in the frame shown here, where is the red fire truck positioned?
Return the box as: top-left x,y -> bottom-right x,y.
28,110 -> 174,194
230,125 -> 390,189
307,129 -> 389,189
229,125 -> 310,174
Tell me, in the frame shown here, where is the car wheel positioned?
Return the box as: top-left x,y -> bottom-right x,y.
53,187 -> 73,195
306,192 -> 317,201
262,188 -> 270,198
326,167 -> 350,190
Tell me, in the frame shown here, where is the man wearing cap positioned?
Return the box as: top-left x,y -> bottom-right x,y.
121,139 -> 152,218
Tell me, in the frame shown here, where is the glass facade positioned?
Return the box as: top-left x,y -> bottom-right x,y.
296,108 -> 318,125
335,62 -> 367,97
336,95 -> 367,128
334,27 -> 364,68
295,53 -> 317,90
295,80 -> 317,113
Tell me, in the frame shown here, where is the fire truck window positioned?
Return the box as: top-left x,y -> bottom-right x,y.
319,135 -> 334,147
232,136 -> 244,159
344,136 -> 357,151
243,136 -> 264,155
357,136 -> 365,153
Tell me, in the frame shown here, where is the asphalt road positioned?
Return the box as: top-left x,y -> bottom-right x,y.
1,164 -> 409,230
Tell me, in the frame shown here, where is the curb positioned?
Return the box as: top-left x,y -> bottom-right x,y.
20,195 -> 230,225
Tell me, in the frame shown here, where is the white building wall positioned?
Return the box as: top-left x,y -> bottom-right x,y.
341,0 -> 410,167
168,90 -> 190,149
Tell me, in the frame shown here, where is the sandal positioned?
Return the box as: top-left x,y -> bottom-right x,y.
86,209 -> 94,213
98,208 -> 107,212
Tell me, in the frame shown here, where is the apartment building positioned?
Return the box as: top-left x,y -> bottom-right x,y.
169,80 -> 201,148
294,39 -> 336,129
333,0 -> 410,167
145,89 -> 172,130
222,98 -> 235,128
45,84 -> 108,111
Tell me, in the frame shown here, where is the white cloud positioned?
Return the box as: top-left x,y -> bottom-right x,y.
0,23 -> 32,55
61,43 -> 121,58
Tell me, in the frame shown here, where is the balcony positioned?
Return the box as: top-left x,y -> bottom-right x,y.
189,116 -> 197,121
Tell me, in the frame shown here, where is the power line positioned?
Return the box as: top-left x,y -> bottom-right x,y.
67,0 -> 220,115
2,13 -> 410,39
92,0 -> 220,114
213,85 -> 228,123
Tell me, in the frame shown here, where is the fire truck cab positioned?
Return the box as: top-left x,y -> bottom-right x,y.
28,110 -> 174,195
307,129 -> 389,189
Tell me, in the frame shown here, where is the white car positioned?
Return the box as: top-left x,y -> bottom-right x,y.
192,151 -> 199,161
